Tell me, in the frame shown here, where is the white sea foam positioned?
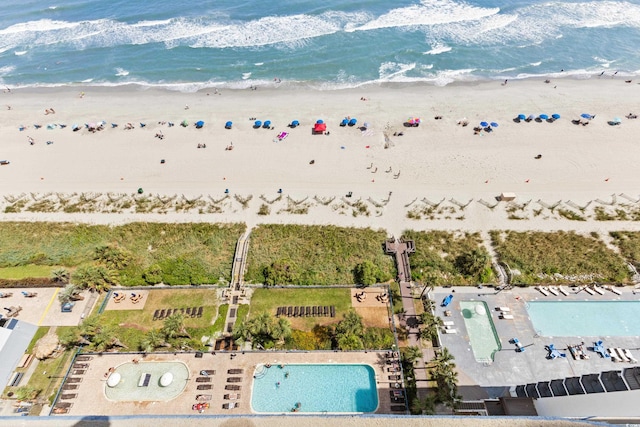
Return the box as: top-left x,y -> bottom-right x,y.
254,63 -> 264,66
530,61 -> 542,67
424,44 -> 452,55
242,72 -> 251,80
115,68 -> 129,77
14,50 -> 27,56
378,61 -> 416,81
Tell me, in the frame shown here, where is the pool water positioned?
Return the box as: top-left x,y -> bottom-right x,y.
460,301 -> 501,363
251,364 -> 378,413
527,301 -> 640,337
104,361 -> 189,402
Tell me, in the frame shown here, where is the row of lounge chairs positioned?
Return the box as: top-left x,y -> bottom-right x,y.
153,307 -> 203,320
609,348 -> 638,363
537,284 -> 622,297
275,305 -> 335,318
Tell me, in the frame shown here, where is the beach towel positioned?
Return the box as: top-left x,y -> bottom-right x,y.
277,132 -> 288,140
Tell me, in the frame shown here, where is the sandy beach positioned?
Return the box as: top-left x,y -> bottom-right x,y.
2,78 -> 640,234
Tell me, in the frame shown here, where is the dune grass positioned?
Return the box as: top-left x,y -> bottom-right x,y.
490,230 -> 630,284
610,231 -> 640,269
244,225 -> 394,285
0,265 -> 57,279
401,230 -> 492,285
0,222 -> 245,285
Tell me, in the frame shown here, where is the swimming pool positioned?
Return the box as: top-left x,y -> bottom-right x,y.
527,301 -> 640,337
251,363 -> 378,413
460,301 -> 501,363
104,361 -> 189,402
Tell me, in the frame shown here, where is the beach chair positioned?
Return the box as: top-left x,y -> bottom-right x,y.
222,402 -> 238,410
196,377 -> 212,383
225,385 -> 241,391
224,393 -> 240,400
153,309 -> 160,320
324,306 -> 329,316
293,307 -> 299,317
610,286 -> 622,295
558,286 -> 570,296
197,307 -> 203,318
330,306 -> 336,317
584,287 -> 595,295
305,306 -> 311,317
548,286 -> 559,296
593,286 -> 605,295
608,348 -> 620,362
227,377 -> 242,383
165,309 -> 173,317
443,329 -> 458,334
623,349 -> 638,363
442,321 -> 455,326
186,307 -> 191,316
317,306 -> 323,316
536,286 -> 549,297
196,394 -> 212,401
228,368 -> 244,374
197,384 -> 212,390
200,370 -> 216,375
276,307 -> 282,317
287,306 -> 292,317
616,348 -> 630,363
497,307 -> 510,312
500,314 -> 514,320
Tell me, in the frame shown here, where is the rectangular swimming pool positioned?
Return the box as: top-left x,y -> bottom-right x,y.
460,301 -> 501,363
251,363 -> 378,413
527,301 -> 640,337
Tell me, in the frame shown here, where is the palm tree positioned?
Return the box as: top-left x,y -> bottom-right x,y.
410,395 -> 437,415
51,268 -> 70,284
162,313 -> 187,340
403,346 -> 423,365
140,329 -> 165,352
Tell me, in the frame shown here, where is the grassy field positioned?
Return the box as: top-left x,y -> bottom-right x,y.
248,288 -> 352,329
98,289 -> 220,349
491,231 -> 630,284
0,265 -> 58,279
401,230 -> 492,284
610,231 -> 640,269
244,225 -> 394,285
0,222 -> 245,285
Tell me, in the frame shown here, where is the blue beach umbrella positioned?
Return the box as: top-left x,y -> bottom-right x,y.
348,118 -> 357,126
291,120 -> 299,127
551,114 -> 561,120
254,120 -> 262,128
612,117 -> 622,124
490,122 -> 499,128
480,121 -> 489,127
581,113 -> 592,119
539,114 -> 549,121
263,120 -> 271,128
340,118 -> 348,127
517,114 -> 526,120
195,120 -> 205,128
225,121 -> 233,129
316,119 -> 324,124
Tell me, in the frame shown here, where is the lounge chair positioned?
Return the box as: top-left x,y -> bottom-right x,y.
388,375 -> 401,381
391,405 -> 406,412
153,309 -> 160,320
299,306 -> 305,317
584,287 -> 595,295
593,286 -> 605,295
311,306 -> 317,316
624,349 -> 638,363
276,307 -> 283,316
442,321 -> 454,326
548,286 -> 559,296
330,306 -> 336,317
287,306 -> 292,317
61,393 -> 77,400
305,306 -> 311,316
536,286 -> 549,297
196,394 -> 212,401
196,377 -> 212,383
197,384 -> 212,390
443,329 -> 458,334
197,307 -> 203,318
228,369 -> 243,374
324,306 -> 329,316
224,393 -> 240,400
222,402 -> 238,410
615,348 -> 630,363
558,286 -> 570,296
500,314 -> 514,320
225,385 -> 241,391
165,309 -> 173,317
200,370 -> 216,375
186,307 -> 191,316
227,377 -> 242,383
293,307 -> 299,317
497,306 -> 510,312
608,348 -> 620,362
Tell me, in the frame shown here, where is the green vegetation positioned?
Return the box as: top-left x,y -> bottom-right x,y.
245,225 -> 394,285
491,231 -> 630,284
0,222 -> 244,285
211,304 -> 229,335
411,347 -> 460,414
233,312 -> 292,349
610,231 -> 640,269
26,326 -> 50,353
402,231 -> 493,285
0,265 -> 56,279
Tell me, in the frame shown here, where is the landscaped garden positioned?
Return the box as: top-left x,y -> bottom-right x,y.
490,231 -> 630,284
244,225 -> 395,286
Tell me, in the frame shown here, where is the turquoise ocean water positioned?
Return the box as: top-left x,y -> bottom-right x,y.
2,0 -> 640,91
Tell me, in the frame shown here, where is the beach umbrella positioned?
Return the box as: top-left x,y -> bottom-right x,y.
340,119 -> 348,127
254,120 -> 262,128
263,120 -> 271,128
551,114 -> 560,120
181,120 -> 188,127
612,117 -> 622,124
581,113 -> 592,119
490,122 -> 499,128
527,114 -> 535,121
291,120 -> 299,127
480,121 -> 489,127
225,121 -> 232,129
316,119 -> 324,124
408,117 -> 421,125
195,120 -> 205,129
348,118 -> 357,126
517,114 -> 526,120
539,114 -> 549,120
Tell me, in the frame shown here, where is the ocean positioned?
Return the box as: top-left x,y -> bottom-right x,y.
2,0 -> 640,91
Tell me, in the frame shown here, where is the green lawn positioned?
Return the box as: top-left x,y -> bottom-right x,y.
491,231 -> 630,284
401,230 -> 491,285
248,288 -> 351,330
97,288 -> 221,350
245,224 -> 394,285
26,326 -> 50,353
0,265 -> 58,279
0,222 -> 245,285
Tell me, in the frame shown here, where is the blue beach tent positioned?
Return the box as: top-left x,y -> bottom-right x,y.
348,118 -> 357,126
263,120 -> 271,128
254,120 -> 262,128
225,121 -> 233,129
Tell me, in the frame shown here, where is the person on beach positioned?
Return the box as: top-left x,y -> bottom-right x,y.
27,136 -> 34,145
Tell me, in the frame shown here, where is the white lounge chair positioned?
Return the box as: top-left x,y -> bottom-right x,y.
584,287 -> 595,295
624,349 -> 638,363
548,286 -> 559,296
608,348 -> 620,362
501,314 -> 514,320
443,329 -> 458,334
558,286 -> 569,296
615,348 -> 630,363
593,286 -> 605,295
442,321 -> 455,326
609,286 -> 622,295
536,286 -> 549,296
498,306 -> 510,312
